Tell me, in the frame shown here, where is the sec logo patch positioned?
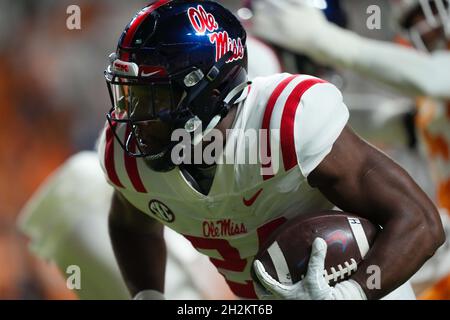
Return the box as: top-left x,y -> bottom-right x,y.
148,200 -> 175,223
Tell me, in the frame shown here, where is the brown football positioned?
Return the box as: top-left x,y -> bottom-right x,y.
253,210 -> 380,286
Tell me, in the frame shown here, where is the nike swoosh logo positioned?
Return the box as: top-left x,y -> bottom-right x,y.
141,70 -> 160,77
243,188 -> 263,207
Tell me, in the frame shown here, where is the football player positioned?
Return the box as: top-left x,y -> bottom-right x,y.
100,0 -> 444,300
15,3 -> 295,301
250,0 -> 450,298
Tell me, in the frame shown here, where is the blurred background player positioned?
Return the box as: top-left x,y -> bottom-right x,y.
232,0 -> 348,84
248,0 -> 450,299
232,0 -> 423,159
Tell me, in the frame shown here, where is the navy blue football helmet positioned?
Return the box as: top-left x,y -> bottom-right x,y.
105,0 -> 248,168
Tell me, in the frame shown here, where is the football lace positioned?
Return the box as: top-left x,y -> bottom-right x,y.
324,258 -> 358,284
300,258 -> 358,284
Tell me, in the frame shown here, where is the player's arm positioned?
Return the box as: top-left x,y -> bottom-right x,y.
252,1 -> 450,99
109,190 -> 166,299
307,126 -> 445,299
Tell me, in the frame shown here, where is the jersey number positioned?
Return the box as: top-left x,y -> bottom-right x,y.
183,217 -> 286,272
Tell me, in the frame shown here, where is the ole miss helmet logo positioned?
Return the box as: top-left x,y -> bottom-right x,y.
187,5 -> 245,63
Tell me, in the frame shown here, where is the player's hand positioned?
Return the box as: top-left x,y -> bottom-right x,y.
250,0 -> 331,53
253,278 -> 280,300
253,238 -> 367,300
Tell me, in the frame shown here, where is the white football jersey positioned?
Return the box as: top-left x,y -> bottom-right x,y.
97,73 -> 349,298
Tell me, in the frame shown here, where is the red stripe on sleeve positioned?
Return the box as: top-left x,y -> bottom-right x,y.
104,124 -> 124,188
280,78 -> 326,171
260,75 -> 297,180
123,124 -> 148,193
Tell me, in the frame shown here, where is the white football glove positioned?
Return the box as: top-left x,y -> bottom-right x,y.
251,0 -> 332,54
133,290 -> 166,300
253,238 -> 367,300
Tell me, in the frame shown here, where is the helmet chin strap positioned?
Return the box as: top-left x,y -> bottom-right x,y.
192,81 -> 250,146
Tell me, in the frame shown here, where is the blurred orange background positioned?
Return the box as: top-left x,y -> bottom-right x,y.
0,0 -> 151,299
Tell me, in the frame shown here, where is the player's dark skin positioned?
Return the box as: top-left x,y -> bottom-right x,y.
109,102 -> 445,299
